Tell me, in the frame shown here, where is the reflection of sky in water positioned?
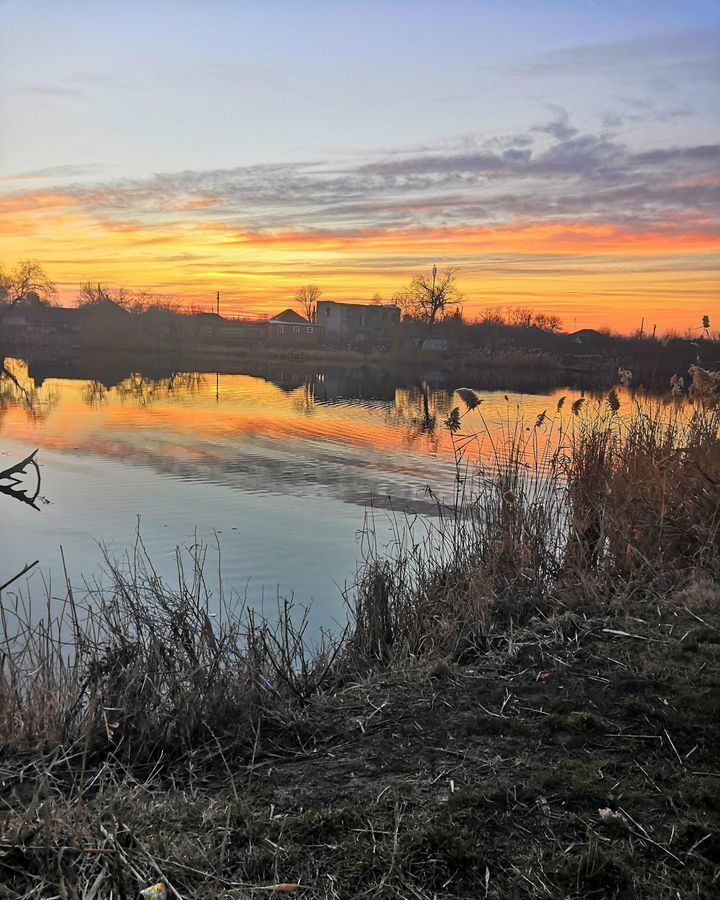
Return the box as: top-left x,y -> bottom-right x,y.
1,358 -> 594,628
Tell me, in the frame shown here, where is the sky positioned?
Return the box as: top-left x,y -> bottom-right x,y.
0,0 -> 718,332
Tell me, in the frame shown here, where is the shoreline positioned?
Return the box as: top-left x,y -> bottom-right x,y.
4,341 -> 681,396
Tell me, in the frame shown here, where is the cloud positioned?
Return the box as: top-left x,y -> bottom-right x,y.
1,114 -> 718,256
22,83 -> 87,99
1,164 -> 108,183
516,28 -> 720,78
532,106 -> 578,142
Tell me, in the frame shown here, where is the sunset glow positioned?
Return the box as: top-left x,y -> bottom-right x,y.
1,1 -> 718,332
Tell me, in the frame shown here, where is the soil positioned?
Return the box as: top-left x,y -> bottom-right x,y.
1,597 -> 719,899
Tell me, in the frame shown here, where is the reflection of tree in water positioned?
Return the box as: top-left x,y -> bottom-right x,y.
389,382 -> 454,450
292,382 -> 316,417
82,380 -> 109,407
113,371 -> 206,406
0,358 -> 59,423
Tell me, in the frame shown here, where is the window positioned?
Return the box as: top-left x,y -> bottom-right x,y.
306,326 -> 314,333
325,308 -> 331,317
293,325 -> 301,333
277,324 -> 285,334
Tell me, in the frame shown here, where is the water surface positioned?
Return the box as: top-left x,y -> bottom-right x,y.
1,355 -> 589,628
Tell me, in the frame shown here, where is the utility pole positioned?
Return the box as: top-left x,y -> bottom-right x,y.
216,291 -> 220,317
639,317 -> 644,338
652,324 -> 657,339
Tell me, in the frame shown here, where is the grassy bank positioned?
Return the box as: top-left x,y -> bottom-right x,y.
2,370 -> 719,898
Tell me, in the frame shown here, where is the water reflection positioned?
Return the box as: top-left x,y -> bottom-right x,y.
114,371 -> 207,406
2,352 -> 614,528
0,352 -> 640,630
1,358 -> 58,420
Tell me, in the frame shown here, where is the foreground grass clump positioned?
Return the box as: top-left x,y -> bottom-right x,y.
1,368 -> 719,897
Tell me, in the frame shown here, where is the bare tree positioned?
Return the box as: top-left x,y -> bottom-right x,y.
391,286 -> 421,320
76,282 -> 163,315
393,266 -> 462,330
294,285 -> 321,322
76,282 -> 113,307
505,306 -> 534,328
533,313 -> 562,333
0,260 -> 57,306
478,306 -> 507,326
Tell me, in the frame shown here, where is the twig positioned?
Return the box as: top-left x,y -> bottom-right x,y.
0,560 -> 39,593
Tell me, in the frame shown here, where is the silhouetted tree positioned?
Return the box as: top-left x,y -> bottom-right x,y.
393,266 -> 462,331
295,285 -> 321,322
534,313 -> 562,333
506,306 -> 534,328
478,306 -> 507,326
0,260 -> 57,306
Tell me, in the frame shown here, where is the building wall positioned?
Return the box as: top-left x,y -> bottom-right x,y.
266,321 -> 321,344
316,301 -> 400,341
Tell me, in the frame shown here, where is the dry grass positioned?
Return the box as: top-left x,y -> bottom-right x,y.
0,538 -> 344,763
349,370 -> 720,666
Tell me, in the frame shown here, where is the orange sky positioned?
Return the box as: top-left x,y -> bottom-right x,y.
1,191 -> 717,333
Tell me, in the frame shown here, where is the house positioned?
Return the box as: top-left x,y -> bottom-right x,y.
1,295 -> 81,348
267,308 -> 321,343
316,300 -> 400,346
73,297 -> 140,347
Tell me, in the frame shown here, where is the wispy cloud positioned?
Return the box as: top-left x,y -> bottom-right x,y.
22,83 -> 87,99
5,115 -> 715,238
516,28 -> 720,78
1,164 -> 108,183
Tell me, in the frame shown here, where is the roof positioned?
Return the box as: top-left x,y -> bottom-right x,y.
268,308 -> 310,324
77,297 -> 132,318
2,299 -> 77,325
317,300 -> 399,310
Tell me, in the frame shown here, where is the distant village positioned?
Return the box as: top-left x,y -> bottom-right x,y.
1,267 -> 717,381
2,291 -> 403,353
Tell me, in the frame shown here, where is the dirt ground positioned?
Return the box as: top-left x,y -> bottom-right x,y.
2,595 -> 719,898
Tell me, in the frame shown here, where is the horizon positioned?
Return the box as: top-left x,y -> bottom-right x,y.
8,289 -> 716,340
1,1 -> 718,333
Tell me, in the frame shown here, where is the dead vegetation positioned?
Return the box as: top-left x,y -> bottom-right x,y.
1,368 -> 719,898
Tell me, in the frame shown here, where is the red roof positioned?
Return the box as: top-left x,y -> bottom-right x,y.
269,308 -> 309,324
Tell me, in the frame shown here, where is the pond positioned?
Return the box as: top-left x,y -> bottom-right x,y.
1,354 -> 600,631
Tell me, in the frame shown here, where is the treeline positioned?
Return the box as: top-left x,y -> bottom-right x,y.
3,260 -> 718,378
